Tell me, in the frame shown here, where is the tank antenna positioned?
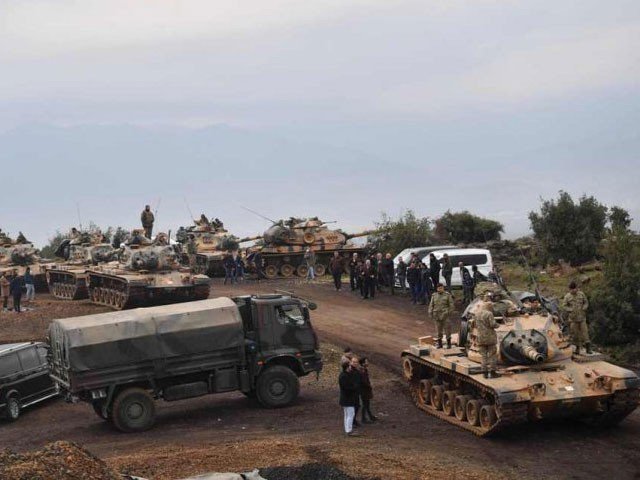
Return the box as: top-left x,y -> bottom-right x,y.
183,196 -> 195,222
240,205 -> 278,224
75,201 -> 83,231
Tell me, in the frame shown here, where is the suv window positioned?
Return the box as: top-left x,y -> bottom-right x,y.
0,353 -> 21,377
18,347 -> 40,371
276,304 -> 307,327
447,254 -> 488,266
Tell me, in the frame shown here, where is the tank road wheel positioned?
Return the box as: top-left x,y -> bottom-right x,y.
402,358 -> 415,381
442,390 -> 459,416
296,264 -> 309,277
454,395 -> 473,421
466,399 -> 488,427
256,366 -> 300,408
480,404 -> 498,429
303,232 -> 315,244
417,380 -> 432,406
111,388 -> 156,433
314,264 -> 326,276
280,264 -> 294,278
431,385 -> 445,410
264,265 -> 278,279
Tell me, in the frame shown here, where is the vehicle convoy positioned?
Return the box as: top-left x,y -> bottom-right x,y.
86,231 -> 210,310
48,294 -> 323,432
401,283 -> 640,436
0,342 -> 58,422
242,217 -> 374,278
46,230 -> 117,300
0,233 -> 52,291
176,217 -> 240,277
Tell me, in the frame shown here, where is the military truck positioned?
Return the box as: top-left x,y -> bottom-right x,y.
242,217 -> 373,278
401,282 -> 640,436
45,231 -> 116,300
48,294 -> 323,432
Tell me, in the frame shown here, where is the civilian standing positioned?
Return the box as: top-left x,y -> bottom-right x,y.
329,252 -> 345,291
362,259 -> 376,299
429,253 -> 441,290
304,248 -> 316,281
396,257 -> 407,293
9,273 -> 23,313
381,253 -> 395,295
460,262 -> 474,305
24,267 -> 35,302
406,261 -> 420,304
339,357 -> 362,437
359,357 -> 376,423
441,253 -> 453,293
348,253 -> 359,291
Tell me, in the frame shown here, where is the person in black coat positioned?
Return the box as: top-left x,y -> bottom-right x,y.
429,253 -> 441,289
329,252 -> 345,291
339,357 -> 362,436
9,273 -> 24,313
362,260 -> 376,299
406,261 -> 421,304
348,253 -> 359,291
358,357 -> 376,423
381,253 -> 395,295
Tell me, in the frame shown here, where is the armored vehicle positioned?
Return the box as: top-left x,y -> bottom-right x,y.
0,234 -> 52,291
176,218 -> 239,277
243,217 -> 373,278
86,231 -> 210,310
45,231 -> 116,300
401,283 -> 640,436
49,294 -> 323,432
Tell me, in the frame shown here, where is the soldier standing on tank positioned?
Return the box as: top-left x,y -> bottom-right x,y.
562,281 -> 592,354
141,205 -> 155,239
476,294 -> 499,378
329,251 -> 345,291
428,283 -> 454,348
348,253 -> 359,291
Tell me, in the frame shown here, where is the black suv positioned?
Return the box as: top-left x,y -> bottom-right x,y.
0,342 -> 58,421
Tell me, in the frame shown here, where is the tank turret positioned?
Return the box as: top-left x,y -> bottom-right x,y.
176,218 -> 240,276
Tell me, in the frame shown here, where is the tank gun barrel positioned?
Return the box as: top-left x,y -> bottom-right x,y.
345,229 -> 378,240
239,235 -> 261,243
517,344 -> 546,363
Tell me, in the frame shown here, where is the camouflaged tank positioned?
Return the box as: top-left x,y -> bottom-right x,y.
45,231 -> 117,300
401,282 -> 640,436
0,234 -> 53,291
175,218 -> 239,277
86,231 -> 210,310
242,217 -> 374,278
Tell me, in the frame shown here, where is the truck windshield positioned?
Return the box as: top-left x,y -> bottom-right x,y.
276,304 -> 307,327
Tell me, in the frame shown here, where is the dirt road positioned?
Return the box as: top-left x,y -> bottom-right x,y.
1,280 -> 638,479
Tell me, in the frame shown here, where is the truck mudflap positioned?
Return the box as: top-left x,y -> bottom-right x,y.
300,353 -> 323,375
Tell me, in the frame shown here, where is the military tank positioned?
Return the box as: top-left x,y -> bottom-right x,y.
175,217 -> 239,277
45,230 -> 117,300
0,233 -> 53,291
241,217 -> 374,278
401,282 -> 640,436
86,231 -> 210,310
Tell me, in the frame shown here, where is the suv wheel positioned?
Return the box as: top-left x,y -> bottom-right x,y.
111,388 -> 156,433
6,395 -> 20,422
256,366 -> 299,408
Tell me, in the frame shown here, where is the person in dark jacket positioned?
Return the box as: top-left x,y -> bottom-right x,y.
441,253 -> 453,293
9,273 -> 23,313
429,253 -> 441,290
460,262 -> 474,305
235,254 -> 245,283
406,261 -> 421,304
329,252 -> 345,291
348,253 -> 359,291
339,357 -> 362,436
362,259 -> 376,299
358,357 -> 376,423
472,265 -> 487,285
419,263 -> 434,305
381,253 -> 395,295
356,260 -> 365,297
396,257 -> 407,293
223,254 -> 236,285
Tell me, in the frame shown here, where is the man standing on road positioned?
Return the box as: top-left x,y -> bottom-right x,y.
339,356 -> 362,437
562,281 -> 592,354
141,204 -> 155,239
441,253 -> 453,293
428,283 -> 454,348
396,257 -> 407,293
476,295 -> 499,378
419,262 -> 433,305
329,251 -> 345,291
374,252 -> 384,292
460,262 -> 474,305
348,253 -> 359,291
304,248 -> 316,281
406,261 -> 420,304
429,253 -> 441,289
9,272 -> 23,313
381,253 -> 395,295
24,267 -> 35,303
0,272 -> 10,311
362,259 -> 376,299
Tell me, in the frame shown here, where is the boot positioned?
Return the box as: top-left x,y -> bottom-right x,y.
436,339 -> 443,349
586,343 -> 593,354
574,345 -> 581,355
446,338 -> 452,349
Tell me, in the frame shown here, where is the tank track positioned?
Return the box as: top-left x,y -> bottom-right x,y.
48,272 -> 87,300
405,353 -> 529,437
88,275 -> 146,310
582,389 -> 640,426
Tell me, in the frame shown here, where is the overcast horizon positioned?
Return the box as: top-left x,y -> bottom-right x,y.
1,0 -> 639,247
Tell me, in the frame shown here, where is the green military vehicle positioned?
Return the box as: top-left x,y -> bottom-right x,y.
401,283 -> 640,436
48,294 -> 322,432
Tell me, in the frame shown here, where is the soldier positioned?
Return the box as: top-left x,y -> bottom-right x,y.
196,213 -> 210,227
441,253 -> 453,293
329,251 -> 345,291
562,281 -> 592,354
475,294 -> 499,378
428,283 -> 454,349
140,205 -> 155,238
15,232 -> 28,244
460,262 -> 474,305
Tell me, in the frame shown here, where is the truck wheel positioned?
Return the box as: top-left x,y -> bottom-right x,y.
111,388 -> 156,433
256,366 -> 300,408
5,395 -> 20,422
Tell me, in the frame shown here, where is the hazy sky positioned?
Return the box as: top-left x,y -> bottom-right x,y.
1,1 -> 639,246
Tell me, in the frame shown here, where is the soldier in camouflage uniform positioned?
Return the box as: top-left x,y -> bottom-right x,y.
428,283 -> 454,349
475,295 -> 499,378
140,205 -> 155,239
561,281 -> 592,354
